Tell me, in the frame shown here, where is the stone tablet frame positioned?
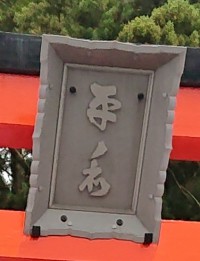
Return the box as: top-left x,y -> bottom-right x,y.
49,63 -> 153,215
25,35 -> 186,243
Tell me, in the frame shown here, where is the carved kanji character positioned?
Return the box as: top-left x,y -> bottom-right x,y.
79,141 -> 110,197
87,83 -> 121,131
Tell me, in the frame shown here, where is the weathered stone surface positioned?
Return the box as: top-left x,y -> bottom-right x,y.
25,35 -> 186,243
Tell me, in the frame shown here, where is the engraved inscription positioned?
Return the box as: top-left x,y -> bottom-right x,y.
79,83 -> 121,197
79,141 -> 110,197
87,83 -> 121,131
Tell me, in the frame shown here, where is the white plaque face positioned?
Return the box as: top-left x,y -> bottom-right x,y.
25,35 -> 186,243
51,65 -> 149,213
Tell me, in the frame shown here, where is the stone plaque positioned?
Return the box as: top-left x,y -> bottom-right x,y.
51,65 -> 150,213
25,35 -> 186,243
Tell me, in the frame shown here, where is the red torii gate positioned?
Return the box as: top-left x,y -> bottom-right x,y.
1,73 -> 200,160
0,73 -> 200,260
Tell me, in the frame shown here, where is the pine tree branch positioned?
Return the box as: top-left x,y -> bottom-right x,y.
9,149 -> 30,174
168,167 -> 200,208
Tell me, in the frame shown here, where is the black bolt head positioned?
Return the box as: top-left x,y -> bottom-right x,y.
116,219 -> 123,226
60,215 -> 67,222
31,226 -> 41,238
143,233 -> 153,245
69,86 -> 76,94
138,93 -> 144,101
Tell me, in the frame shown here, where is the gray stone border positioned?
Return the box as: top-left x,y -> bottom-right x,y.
25,35 -> 186,243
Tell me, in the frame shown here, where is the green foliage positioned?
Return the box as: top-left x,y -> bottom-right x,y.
119,0 -> 200,46
0,0 -> 30,32
162,161 -> 200,220
0,0 -> 168,40
118,16 -> 161,44
0,149 -> 31,210
133,0 -> 166,16
12,0 -> 137,40
2,0 -> 199,46
1,0 -> 200,46
14,0 -> 77,35
0,0 -> 16,32
92,0 -> 136,40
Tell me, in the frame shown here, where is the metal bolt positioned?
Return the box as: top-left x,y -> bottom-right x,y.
69,86 -> 76,94
60,215 -> 67,222
116,219 -> 123,226
138,93 -> 144,101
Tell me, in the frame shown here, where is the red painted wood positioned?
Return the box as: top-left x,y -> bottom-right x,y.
0,124 -> 33,149
0,73 -> 200,161
0,256 -> 58,261
0,211 -> 199,261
